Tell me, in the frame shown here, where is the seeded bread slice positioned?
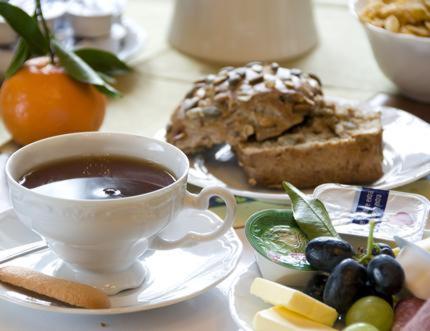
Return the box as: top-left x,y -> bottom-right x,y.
234,104 -> 384,189
166,62 -> 323,154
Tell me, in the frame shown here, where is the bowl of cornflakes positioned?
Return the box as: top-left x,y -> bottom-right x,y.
350,0 -> 430,103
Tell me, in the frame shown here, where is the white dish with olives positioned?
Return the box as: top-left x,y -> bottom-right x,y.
238,182 -> 430,330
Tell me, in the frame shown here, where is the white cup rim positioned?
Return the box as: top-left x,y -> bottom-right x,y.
5,132 -> 190,204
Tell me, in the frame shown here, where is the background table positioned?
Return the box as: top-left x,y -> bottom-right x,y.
0,0 -> 429,330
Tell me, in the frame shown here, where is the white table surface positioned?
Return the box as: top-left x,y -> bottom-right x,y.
0,227 -> 254,331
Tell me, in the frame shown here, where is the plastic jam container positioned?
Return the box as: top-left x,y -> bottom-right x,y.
313,184 -> 430,242
245,209 -> 316,287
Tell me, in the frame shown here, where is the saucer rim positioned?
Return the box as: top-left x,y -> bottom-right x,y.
0,208 -> 242,315
227,262 -> 263,331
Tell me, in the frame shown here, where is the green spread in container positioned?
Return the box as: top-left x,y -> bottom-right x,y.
246,209 -> 312,270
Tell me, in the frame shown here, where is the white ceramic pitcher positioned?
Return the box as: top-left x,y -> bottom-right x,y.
168,0 -> 318,63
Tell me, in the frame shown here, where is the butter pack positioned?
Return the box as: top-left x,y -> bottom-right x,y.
313,184 -> 430,242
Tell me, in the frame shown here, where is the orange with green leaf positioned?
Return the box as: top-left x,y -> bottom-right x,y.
0,0 -> 131,145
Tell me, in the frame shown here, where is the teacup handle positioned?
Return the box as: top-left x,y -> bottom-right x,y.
150,187 -> 236,250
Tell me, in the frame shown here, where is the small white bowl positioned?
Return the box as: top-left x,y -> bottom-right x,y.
350,0 -> 430,103
74,23 -> 127,54
67,2 -> 114,38
43,1 -> 67,30
253,249 -> 317,287
15,0 -> 66,31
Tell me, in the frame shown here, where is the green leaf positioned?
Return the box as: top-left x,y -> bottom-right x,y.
96,84 -> 122,98
282,182 -> 339,240
74,48 -> 131,76
52,40 -> 120,97
5,38 -> 30,79
0,2 -> 48,55
96,71 -> 116,85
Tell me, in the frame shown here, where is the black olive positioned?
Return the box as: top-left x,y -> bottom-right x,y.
372,243 -> 395,258
305,236 -> 354,272
323,258 -> 367,313
367,255 -> 404,295
304,273 -> 329,302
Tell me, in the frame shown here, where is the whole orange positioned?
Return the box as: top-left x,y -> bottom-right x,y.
0,57 -> 106,145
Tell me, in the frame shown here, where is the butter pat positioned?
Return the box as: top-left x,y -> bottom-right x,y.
253,306 -> 336,331
250,277 -> 338,326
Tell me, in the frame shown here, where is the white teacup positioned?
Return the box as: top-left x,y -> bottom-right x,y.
5,132 -> 236,295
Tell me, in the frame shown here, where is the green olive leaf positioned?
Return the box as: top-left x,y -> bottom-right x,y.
52,40 -> 120,98
282,181 -> 339,240
0,2 -> 48,55
74,48 -> 131,76
5,38 -> 30,79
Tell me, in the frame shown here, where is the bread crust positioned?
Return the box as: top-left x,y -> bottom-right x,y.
0,266 -> 110,309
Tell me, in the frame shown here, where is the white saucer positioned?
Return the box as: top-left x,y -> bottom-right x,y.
0,208 -> 242,315
117,18 -> 147,61
228,262 -> 266,331
156,98 -> 430,203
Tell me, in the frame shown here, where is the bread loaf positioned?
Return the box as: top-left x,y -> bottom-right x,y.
166,62 -> 323,154
234,104 -> 384,188
166,63 -> 384,188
